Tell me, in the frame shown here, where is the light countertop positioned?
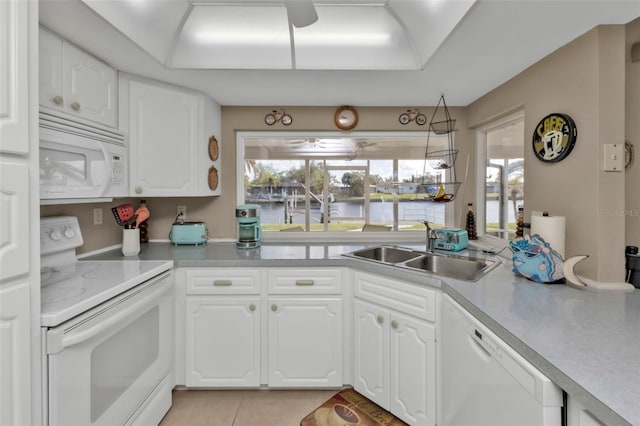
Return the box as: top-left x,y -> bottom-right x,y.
87,241 -> 640,425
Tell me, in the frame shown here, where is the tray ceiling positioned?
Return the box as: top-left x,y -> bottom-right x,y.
39,0 -> 640,106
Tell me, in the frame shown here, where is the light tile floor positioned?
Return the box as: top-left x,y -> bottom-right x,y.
159,389 -> 338,426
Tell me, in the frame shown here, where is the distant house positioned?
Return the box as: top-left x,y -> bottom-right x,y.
376,182 -> 421,194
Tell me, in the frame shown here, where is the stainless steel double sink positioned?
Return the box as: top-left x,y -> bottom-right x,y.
342,245 -> 499,282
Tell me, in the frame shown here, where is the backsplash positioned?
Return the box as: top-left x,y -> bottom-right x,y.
40,197 -> 219,254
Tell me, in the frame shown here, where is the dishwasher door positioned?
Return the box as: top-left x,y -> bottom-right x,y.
441,295 -> 563,426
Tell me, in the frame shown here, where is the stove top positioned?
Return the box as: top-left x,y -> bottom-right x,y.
41,260 -> 172,327
40,216 -> 172,327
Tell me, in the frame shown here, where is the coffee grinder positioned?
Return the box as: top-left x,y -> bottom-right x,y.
236,204 -> 261,249
625,246 -> 640,288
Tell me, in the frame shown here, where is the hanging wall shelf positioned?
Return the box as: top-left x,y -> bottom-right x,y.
421,95 -> 461,203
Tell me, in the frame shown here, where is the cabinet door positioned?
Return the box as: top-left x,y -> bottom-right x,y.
353,299 -> 389,408
0,282 -> 32,426
62,43 -> 116,127
0,161 -> 29,281
0,0 -> 29,154
128,80 -> 199,196
268,298 -> 343,387
567,396 -> 605,426
389,312 -> 436,426
39,28 -> 64,112
185,297 -> 261,387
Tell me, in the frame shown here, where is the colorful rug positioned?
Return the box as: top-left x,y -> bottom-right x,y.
300,388 -> 407,426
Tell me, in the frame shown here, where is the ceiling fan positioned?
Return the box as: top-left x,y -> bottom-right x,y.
284,0 -> 318,28
286,138 -> 378,151
286,138 -> 339,149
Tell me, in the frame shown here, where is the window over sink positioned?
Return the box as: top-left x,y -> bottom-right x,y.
236,131 -> 456,241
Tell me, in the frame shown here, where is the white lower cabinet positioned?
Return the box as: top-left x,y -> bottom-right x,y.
185,297 -> 261,387
567,395 -> 606,426
353,272 -> 437,426
0,282 -> 32,426
353,299 -> 388,405
389,310 -> 436,426
268,297 -> 343,387
182,267 -> 345,389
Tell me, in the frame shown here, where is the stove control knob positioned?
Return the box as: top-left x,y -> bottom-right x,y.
50,230 -> 62,241
64,227 -> 75,239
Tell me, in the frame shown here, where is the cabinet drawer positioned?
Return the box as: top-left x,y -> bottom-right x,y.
267,268 -> 343,294
185,269 -> 261,295
354,271 -> 437,322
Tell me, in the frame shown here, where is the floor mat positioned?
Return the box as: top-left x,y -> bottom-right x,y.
300,388 -> 408,426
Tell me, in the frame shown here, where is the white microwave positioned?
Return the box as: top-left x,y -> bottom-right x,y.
39,110 -> 128,203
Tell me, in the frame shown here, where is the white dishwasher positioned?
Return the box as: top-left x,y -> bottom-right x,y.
441,295 -> 564,426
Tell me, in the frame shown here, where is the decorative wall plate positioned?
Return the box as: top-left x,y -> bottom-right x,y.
208,136 -> 219,161
208,166 -> 219,191
625,140 -> 634,169
532,113 -> 577,163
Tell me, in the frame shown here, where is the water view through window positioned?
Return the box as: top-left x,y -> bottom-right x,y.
241,134 -> 452,233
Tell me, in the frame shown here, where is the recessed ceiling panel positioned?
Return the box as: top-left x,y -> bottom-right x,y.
172,4 -> 292,68
388,0 -> 476,67
82,0 -> 190,64
293,5 -> 418,70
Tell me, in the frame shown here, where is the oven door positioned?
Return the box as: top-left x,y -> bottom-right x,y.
45,271 -> 173,426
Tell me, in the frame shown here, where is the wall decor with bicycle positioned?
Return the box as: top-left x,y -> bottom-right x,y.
399,109 -> 427,126
264,109 -> 293,126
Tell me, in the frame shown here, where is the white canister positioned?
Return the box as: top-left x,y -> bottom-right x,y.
122,228 -> 140,256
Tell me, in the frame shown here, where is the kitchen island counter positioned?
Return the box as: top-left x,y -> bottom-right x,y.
86,241 -> 639,426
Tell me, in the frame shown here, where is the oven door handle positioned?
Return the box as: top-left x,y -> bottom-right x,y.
47,273 -> 171,354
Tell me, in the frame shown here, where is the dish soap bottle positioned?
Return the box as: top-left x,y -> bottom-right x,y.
137,199 -> 150,243
465,203 -> 477,240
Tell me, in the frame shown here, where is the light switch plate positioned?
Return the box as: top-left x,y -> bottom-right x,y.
603,144 -> 623,171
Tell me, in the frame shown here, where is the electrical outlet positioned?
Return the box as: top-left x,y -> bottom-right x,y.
177,205 -> 186,220
93,208 -> 103,225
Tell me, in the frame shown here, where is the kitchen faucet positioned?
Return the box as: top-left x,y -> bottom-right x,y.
422,221 -> 438,253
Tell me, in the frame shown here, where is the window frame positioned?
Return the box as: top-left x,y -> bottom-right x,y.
474,110 -> 525,243
236,130 -> 455,243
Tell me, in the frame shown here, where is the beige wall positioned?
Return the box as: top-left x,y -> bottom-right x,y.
43,23 -> 634,281
626,18 -> 640,246
43,105 -> 473,254
467,26 -> 627,282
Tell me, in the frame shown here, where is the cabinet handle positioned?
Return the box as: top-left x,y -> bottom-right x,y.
213,280 -> 232,286
271,304 -> 278,312
249,304 -> 256,312
53,95 -> 64,105
295,279 -> 314,286
376,315 -> 384,324
391,320 -> 399,330
134,186 -> 143,194
70,102 -> 81,111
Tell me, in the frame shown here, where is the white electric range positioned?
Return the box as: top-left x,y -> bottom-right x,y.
40,216 -> 175,426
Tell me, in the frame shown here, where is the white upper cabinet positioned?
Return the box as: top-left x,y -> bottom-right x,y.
120,73 -> 221,197
0,0 -> 29,154
39,28 -> 116,128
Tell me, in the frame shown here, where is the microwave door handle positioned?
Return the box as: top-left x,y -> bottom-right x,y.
97,142 -> 112,197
